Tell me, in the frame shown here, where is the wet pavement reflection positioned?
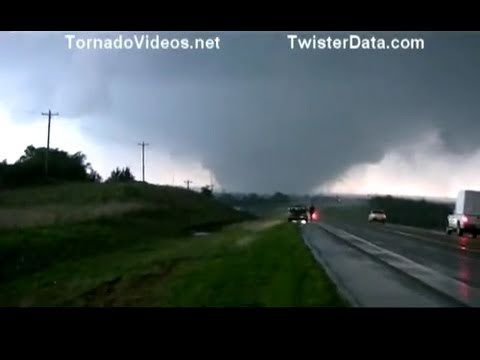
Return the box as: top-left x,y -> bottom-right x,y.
458,240 -> 472,300
329,220 -> 480,291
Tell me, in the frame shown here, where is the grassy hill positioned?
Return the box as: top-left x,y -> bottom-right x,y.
0,182 -> 345,307
0,181 -> 232,207
0,182 -> 252,283
0,182 -> 250,229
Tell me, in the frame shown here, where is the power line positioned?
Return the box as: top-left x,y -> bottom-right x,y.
41,110 -> 59,177
137,141 -> 149,182
184,179 -> 193,190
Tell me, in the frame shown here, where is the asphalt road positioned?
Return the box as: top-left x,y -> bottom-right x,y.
325,218 -> 480,288
303,222 -> 464,306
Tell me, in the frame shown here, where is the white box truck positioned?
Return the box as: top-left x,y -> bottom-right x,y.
446,190 -> 480,237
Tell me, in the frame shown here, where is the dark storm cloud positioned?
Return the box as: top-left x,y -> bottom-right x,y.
2,31 -> 480,193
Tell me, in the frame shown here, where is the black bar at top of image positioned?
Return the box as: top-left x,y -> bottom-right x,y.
0,3 -> 479,30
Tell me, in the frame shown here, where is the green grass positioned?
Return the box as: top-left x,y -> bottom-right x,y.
0,206 -> 249,283
0,182 -> 255,230
0,221 -> 346,307
0,182 -> 344,307
0,182 -> 216,207
160,223 -> 345,307
0,182 -> 252,281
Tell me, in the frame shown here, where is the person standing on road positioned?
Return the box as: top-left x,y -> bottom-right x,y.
308,204 -> 316,222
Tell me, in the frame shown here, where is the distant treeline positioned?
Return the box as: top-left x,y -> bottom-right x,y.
215,192 -> 292,217
216,192 -> 290,206
369,195 -> 453,230
0,145 -> 135,190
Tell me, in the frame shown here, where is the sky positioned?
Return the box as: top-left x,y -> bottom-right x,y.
1,31 -> 480,197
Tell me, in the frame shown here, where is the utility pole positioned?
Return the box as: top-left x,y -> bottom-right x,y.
41,110 -> 59,178
185,180 -> 192,190
137,142 -> 149,182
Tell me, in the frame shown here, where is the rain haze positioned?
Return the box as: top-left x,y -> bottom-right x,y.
1,31 -> 480,198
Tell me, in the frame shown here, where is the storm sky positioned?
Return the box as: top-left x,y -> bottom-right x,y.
1,31 -> 480,197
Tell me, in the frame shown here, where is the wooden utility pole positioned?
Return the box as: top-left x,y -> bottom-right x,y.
184,180 -> 193,190
137,142 -> 149,182
41,110 -> 59,177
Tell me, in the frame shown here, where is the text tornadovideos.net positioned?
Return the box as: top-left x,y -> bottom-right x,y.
65,34 -> 221,50
288,34 -> 425,50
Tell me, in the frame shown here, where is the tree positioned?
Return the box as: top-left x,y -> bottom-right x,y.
1,145 -> 100,188
18,145 -> 37,163
201,185 -> 213,197
0,145 -> 100,188
271,192 -> 290,203
106,167 -> 135,183
87,170 -> 103,183
244,193 -> 261,204
217,193 -> 237,205
0,160 -> 7,188
85,163 -> 102,183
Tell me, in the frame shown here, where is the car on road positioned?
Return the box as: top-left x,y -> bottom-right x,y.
288,206 -> 309,224
368,209 -> 387,224
447,190 -> 480,237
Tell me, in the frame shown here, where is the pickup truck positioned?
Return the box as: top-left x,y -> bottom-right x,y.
446,190 -> 480,237
288,206 -> 309,224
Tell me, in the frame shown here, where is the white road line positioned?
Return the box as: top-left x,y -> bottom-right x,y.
387,228 -> 480,253
319,222 -> 480,307
391,230 -> 433,241
387,224 -> 445,236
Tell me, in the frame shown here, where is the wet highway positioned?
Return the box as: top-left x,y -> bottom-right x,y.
325,219 -> 480,289
302,223 -> 464,307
